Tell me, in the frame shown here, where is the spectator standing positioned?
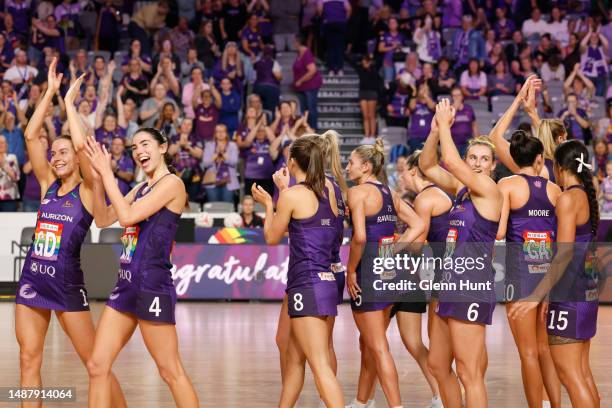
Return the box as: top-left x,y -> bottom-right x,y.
293,35 -> 322,130
579,29 -> 609,97
169,17 -> 195,61
317,0 -> 351,76
378,17 -> 405,85
195,20 -> 221,71
356,54 -> 380,139
202,124 -> 240,202
269,0 -> 301,52
406,83 -> 435,152
253,45 -> 282,112
211,77 -> 241,135
128,0 -> 170,56
242,120 -> 275,195
220,0 -> 248,42
182,67 -> 210,119
95,0 -> 122,54
414,14 -> 442,64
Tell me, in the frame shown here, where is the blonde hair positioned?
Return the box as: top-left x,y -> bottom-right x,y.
221,43 -> 243,77
535,119 -> 566,160
467,135 -> 496,158
319,130 -> 348,194
354,138 -> 388,184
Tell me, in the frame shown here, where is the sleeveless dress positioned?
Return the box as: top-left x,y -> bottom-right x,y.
547,185 -> 598,340
106,176 -> 180,323
436,187 -> 498,324
351,182 -> 398,312
327,175 -> 346,304
17,180 -> 92,311
286,185 -> 342,317
505,174 -> 556,300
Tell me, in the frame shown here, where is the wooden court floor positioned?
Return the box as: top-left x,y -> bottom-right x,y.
0,302 -> 611,407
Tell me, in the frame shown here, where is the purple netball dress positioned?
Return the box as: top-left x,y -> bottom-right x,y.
286,185 -> 342,317
436,187 -> 498,325
106,176 -> 180,324
327,175 -> 346,304
16,180 -> 92,311
547,185 -> 598,340
422,185 -> 452,297
351,182 -> 398,312
505,175 -> 556,300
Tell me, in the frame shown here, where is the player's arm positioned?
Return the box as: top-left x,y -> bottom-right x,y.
496,177 -> 513,240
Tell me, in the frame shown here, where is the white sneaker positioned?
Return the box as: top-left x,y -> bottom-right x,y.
318,399 -> 326,408
365,400 -> 376,408
429,395 -> 443,408
360,136 -> 376,145
338,70 -> 344,76
345,399 -> 367,408
542,401 -> 551,408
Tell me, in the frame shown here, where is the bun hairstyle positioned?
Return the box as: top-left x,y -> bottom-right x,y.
136,127 -> 176,174
289,135 -> 326,199
319,130 -> 348,194
353,138 -> 388,184
509,130 -> 544,168
536,119 -> 566,160
554,140 -> 599,235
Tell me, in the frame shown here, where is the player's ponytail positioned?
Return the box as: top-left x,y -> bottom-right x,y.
290,135 -> 326,199
319,130 -> 348,194
353,138 -> 388,184
536,119 -> 566,161
554,140 -> 599,236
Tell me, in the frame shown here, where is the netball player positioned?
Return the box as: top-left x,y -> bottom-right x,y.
14,59 -> 126,408
420,100 -> 501,408
345,139 -> 425,408
489,75 -> 566,182
273,131 -> 347,406
82,130 -> 198,407
509,140 -> 600,408
252,135 -> 344,407
496,131 -> 562,408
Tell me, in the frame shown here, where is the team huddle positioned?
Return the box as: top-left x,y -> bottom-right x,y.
14,59 -> 601,408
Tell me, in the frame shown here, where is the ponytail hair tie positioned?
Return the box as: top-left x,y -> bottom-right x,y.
575,153 -> 592,173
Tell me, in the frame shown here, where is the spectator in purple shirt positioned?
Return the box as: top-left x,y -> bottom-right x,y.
253,45 -> 282,112
169,118 -> 204,200
169,17 -> 195,62
31,15 -> 65,56
213,42 -> 245,94
378,17 -> 405,85
193,88 -> 219,143
121,39 -> 153,74
6,0 -> 31,37
487,60 -> 515,96
406,82 -> 436,152
54,0 -> 81,50
0,35 -> 14,76
449,85 -> 478,155
241,119 -> 276,196
293,34 -> 322,130
317,0 -> 351,76
95,0 -> 122,54
493,7 -> 515,41
109,136 -> 135,195
441,0 -> 462,28
241,14 -> 265,60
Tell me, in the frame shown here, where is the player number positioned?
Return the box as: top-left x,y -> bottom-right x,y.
467,303 -> 479,322
548,310 -> 568,331
79,289 -> 88,307
293,293 -> 303,311
355,294 -> 362,307
505,284 -> 515,302
149,296 -> 161,317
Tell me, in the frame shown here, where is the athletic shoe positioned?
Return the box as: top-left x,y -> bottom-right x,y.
542,401 -> 551,408
337,70 -> 344,77
365,400 -> 376,408
345,399 -> 367,408
318,399 -> 326,408
360,136 -> 376,145
429,395 -> 443,408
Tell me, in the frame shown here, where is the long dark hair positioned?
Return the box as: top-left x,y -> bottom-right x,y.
289,135 -> 326,199
509,130 -> 543,168
135,127 -> 176,174
554,140 -> 599,235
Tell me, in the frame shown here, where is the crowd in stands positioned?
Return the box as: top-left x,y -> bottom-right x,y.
0,0 -> 609,218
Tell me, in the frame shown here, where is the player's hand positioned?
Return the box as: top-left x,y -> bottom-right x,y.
346,271 -> 361,300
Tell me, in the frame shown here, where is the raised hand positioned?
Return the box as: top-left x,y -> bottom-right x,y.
272,167 -> 290,191
251,183 -> 272,207
64,73 -> 86,106
84,136 -> 113,177
435,98 -> 455,127
46,57 -> 63,95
